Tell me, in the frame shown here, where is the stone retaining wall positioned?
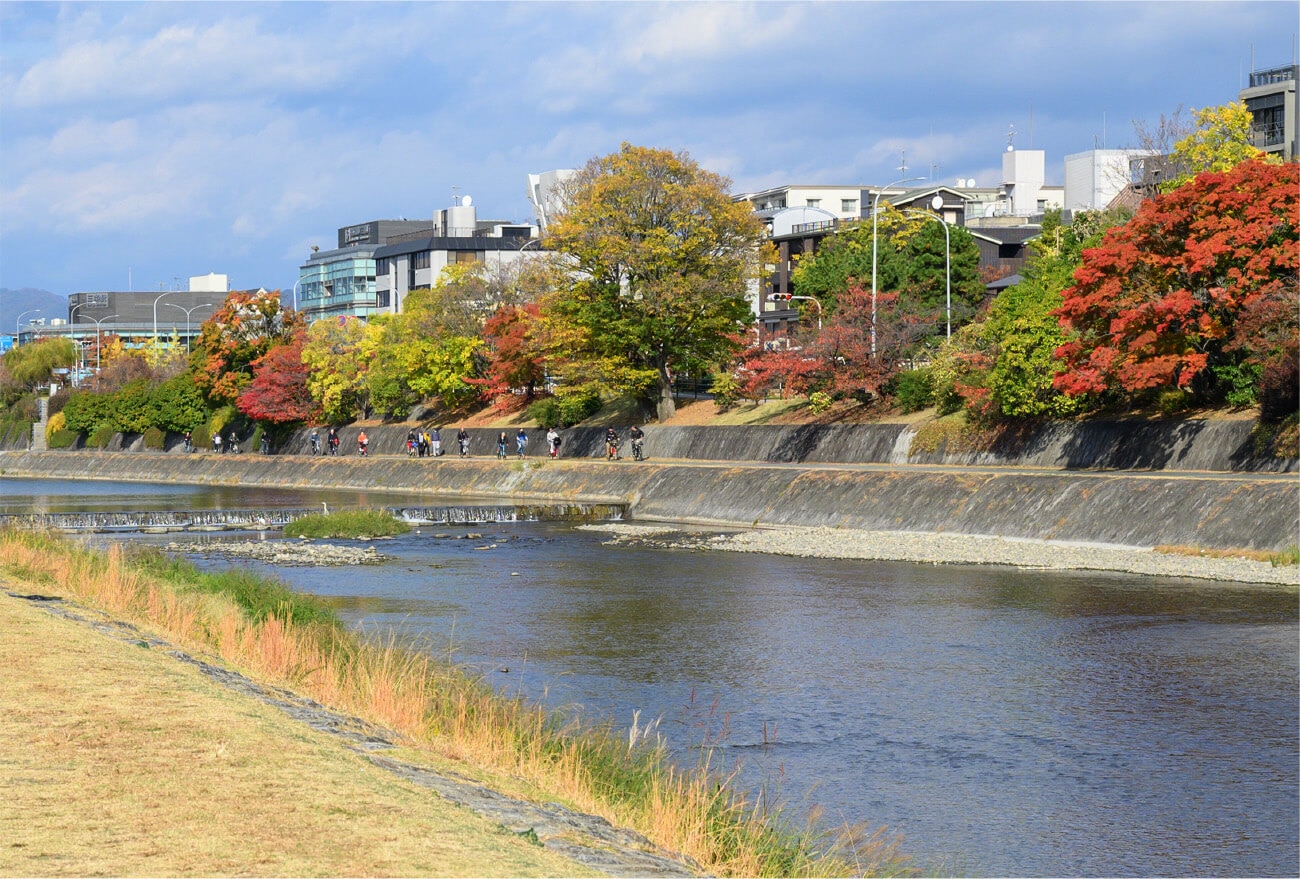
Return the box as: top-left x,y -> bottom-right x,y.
3,451 -> 1295,552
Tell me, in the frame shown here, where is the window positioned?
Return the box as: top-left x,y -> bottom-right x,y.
412,252 -> 431,270
377,291 -> 390,309
454,251 -> 479,265
376,258 -> 390,276
806,198 -> 821,208
841,198 -> 858,214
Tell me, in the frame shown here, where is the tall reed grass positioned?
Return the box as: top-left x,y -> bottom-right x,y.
0,526 -> 908,877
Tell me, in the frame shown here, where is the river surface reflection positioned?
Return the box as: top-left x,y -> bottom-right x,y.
6,478 -> 1298,877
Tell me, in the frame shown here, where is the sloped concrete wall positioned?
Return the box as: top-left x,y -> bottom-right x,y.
2,451 -> 1295,552
272,420 -> 1294,472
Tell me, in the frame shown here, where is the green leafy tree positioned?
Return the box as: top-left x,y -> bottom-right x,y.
543,143 -> 768,420
2,337 -> 76,390
60,389 -> 117,434
790,207 -> 926,316
148,373 -> 209,433
301,316 -> 371,422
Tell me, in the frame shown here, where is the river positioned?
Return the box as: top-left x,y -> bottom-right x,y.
4,477 -> 1297,877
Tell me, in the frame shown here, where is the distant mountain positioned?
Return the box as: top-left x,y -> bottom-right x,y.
1,288 -> 70,336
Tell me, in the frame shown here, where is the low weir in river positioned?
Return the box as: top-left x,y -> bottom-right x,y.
0,502 -> 624,533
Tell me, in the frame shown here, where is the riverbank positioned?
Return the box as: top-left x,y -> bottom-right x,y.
0,587 -> 608,878
581,524 -> 1300,587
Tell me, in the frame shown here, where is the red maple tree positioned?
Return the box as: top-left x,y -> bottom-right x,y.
236,330 -> 321,424
1053,159 -> 1298,398
479,302 -> 547,404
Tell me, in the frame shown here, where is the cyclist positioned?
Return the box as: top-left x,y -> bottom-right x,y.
357,431 -> 369,457
497,431 -> 508,459
629,425 -> 645,461
515,427 -> 528,459
605,427 -> 620,460
310,428 -> 321,455
458,427 -> 470,457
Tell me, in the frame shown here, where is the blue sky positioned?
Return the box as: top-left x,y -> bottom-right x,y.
1,1 -> 1295,297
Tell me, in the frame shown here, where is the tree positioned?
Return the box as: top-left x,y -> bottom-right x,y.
790,208 -> 927,316
301,316 -> 370,423
1054,159 -> 1298,405
543,143 -> 767,420
237,329 -> 321,424
1162,101 -> 1268,191
935,209 -> 1125,420
809,282 -> 934,398
481,302 -> 547,402
190,290 -> 303,406
2,337 -> 76,390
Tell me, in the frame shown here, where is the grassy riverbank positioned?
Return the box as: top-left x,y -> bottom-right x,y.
0,527 -> 907,877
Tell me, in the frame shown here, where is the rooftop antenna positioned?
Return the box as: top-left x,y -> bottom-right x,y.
1029,102 -> 1034,148
930,162 -> 941,181
898,150 -> 907,178
1006,123 -> 1016,151
451,185 -> 460,207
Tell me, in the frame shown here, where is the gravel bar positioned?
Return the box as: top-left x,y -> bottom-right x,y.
583,524 -> 1299,586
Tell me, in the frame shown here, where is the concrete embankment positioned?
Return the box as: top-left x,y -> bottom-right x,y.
3,450 -> 1296,552
268,420 -> 1295,473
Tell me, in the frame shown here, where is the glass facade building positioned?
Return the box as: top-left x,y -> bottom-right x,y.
297,246 -> 383,321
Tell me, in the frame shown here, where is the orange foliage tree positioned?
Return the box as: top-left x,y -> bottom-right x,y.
1053,159 -> 1298,410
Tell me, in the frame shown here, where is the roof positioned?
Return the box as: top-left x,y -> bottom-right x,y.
968,226 -> 1040,246
373,235 -> 534,259
985,273 -> 1023,291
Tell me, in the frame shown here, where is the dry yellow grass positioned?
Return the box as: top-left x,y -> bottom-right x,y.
0,531 -> 905,877
0,591 -> 598,878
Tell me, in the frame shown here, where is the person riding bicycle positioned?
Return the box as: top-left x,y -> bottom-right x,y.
328,427 -> 339,456
310,428 -> 321,455
515,427 -> 528,459
629,425 -> 645,461
227,431 -> 240,455
457,427 -> 470,457
497,431 -> 508,459
605,427 -> 620,460
357,431 -> 369,457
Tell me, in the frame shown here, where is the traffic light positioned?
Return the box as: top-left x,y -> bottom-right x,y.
767,293 -> 793,302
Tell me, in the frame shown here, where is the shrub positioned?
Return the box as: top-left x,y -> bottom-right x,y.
88,424 -> 116,449
45,411 -> 66,444
807,391 -> 834,414
556,388 -> 602,426
283,510 -> 411,540
143,426 -> 166,450
710,372 -> 740,410
191,424 -> 211,451
1156,388 -> 1192,416
47,429 -> 78,450
526,397 -> 562,429
889,368 -> 935,413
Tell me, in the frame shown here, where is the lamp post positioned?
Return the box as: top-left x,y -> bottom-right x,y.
165,302 -> 212,352
291,278 -> 301,313
86,314 -> 118,375
901,195 -> 953,339
870,176 -> 925,356
153,290 -> 175,344
767,294 -> 823,330
15,309 -> 40,344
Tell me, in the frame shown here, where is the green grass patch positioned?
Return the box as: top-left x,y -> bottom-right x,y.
282,509 -> 411,540
124,544 -> 341,628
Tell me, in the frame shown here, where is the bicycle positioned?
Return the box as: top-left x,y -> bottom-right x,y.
631,438 -> 644,461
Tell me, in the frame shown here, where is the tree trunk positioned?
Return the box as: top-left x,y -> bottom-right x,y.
655,364 -> 676,421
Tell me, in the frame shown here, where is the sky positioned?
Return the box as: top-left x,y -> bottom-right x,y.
1,1 -> 1295,298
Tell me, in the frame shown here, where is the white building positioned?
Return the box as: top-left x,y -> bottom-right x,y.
527,170 -> 577,234
735,185 -> 867,221
1063,149 -> 1156,213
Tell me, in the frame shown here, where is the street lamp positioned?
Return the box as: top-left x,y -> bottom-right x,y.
15,309 -> 40,344
84,314 -> 118,375
901,195 -> 953,339
165,302 -> 212,352
767,293 -> 823,330
153,291 -> 175,343
870,176 -> 925,356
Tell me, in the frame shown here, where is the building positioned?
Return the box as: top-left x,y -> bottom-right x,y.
1240,62 -> 1298,161
1063,148 -> 1156,213
296,220 -> 434,322
373,199 -> 538,316
736,184 -> 867,220
527,170 -> 577,234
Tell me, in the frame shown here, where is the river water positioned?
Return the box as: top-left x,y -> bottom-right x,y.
4,478 -> 1297,877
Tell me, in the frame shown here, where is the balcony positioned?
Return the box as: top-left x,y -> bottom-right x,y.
1249,65 -> 1298,88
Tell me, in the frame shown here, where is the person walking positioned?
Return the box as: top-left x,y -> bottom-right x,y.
183,430 -> 193,453
406,429 -> 417,457
497,431 -> 509,459
431,427 -> 442,458
213,432 -> 222,454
